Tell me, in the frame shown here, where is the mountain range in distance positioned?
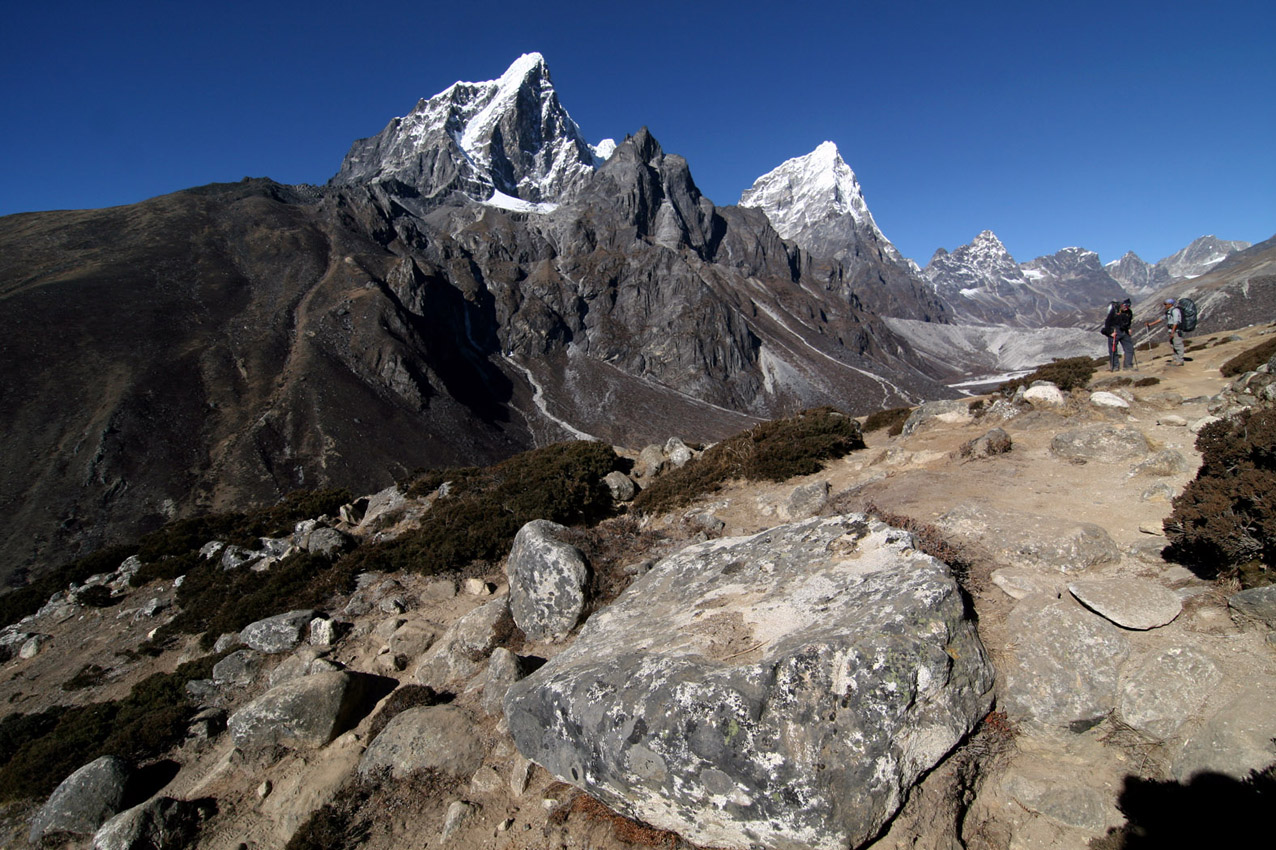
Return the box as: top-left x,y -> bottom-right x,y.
0,52 -> 1270,583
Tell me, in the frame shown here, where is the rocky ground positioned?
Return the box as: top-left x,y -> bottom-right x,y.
2,326 -> 1275,850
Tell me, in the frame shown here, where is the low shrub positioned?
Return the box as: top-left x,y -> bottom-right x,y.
1133,376 -> 1160,387
863,406 -> 913,436
0,651 -> 225,802
145,551 -> 359,651
633,408 -> 865,515
136,488 -> 352,564
1220,336 -> 1276,377
1164,407 -> 1276,584
998,356 -> 1097,395
341,441 -> 622,576
0,544 -> 136,630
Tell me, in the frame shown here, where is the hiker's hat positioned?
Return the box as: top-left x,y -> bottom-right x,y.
1121,299 -> 1131,307
1164,298 -> 1176,305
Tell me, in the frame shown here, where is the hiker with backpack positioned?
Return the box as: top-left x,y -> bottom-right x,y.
1145,297 -> 1193,366
1102,299 -> 1135,371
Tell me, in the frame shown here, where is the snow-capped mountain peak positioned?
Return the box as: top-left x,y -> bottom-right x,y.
739,141 -> 878,236
331,53 -> 603,209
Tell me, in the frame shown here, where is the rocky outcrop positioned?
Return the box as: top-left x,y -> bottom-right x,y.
504,515 -> 994,850
91,797 -> 213,850
414,596 -> 515,690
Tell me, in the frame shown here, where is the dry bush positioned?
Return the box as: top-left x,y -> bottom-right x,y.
998,356 -> 1097,395
863,405 -> 913,435
863,503 -> 977,591
1133,376 -> 1160,387
634,408 -> 864,515
1164,407 -> 1276,585
343,440 -> 622,576
1220,336 -> 1276,377
555,793 -> 683,847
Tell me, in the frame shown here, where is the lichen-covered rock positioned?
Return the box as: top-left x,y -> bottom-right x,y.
1127,449 -> 1189,478
212,649 -> 264,687
228,671 -> 389,752
603,471 -> 637,502
1228,585 -> 1276,628
30,755 -> 132,843
506,520 -> 589,642
504,515 -> 994,850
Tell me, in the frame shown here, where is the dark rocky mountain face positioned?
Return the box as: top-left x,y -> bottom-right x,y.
0,127 -> 952,584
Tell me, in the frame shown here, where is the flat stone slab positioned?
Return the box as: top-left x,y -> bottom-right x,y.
1003,596 -> 1130,730
1068,578 -> 1182,630
1118,645 -> 1222,740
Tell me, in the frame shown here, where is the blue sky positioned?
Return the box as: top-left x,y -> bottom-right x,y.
2,0 -> 1272,266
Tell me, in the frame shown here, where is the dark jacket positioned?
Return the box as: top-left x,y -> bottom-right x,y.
1103,304 -> 1133,336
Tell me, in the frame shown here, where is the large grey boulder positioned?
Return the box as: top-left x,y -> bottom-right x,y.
1002,596 -> 1130,730
211,649 -> 264,687
239,609 -> 319,653
30,755 -> 132,843
1050,425 -> 1151,463
227,671 -> 388,753
91,797 -> 212,850
506,520 -> 590,642
358,705 -> 485,780
414,596 -> 515,690
504,515 -> 995,850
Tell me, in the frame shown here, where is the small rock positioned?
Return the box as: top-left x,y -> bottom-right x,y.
470,765 -> 503,794
440,801 -> 476,841
212,650 -> 264,687
784,479 -> 830,519
603,470 -> 637,502
463,578 -> 493,596
510,755 -> 534,796
1089,391 -> 1130,409
506,520 -> 589,643
309,617 -> 339,647
1128,449 -> 1189,478
360,705 -> 485,781
1157,414 -> 1188,426
1140,483 -> 1176,503
1050,424 -> 1151,463
1174,687 -> 1276,781
423,579 -> 458,600
1024,384 -> 1066,406
257,780 -> 272,799
19,634 -> 50,659
1189,415 -> 1222,433
1228,585 -> 1276,628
